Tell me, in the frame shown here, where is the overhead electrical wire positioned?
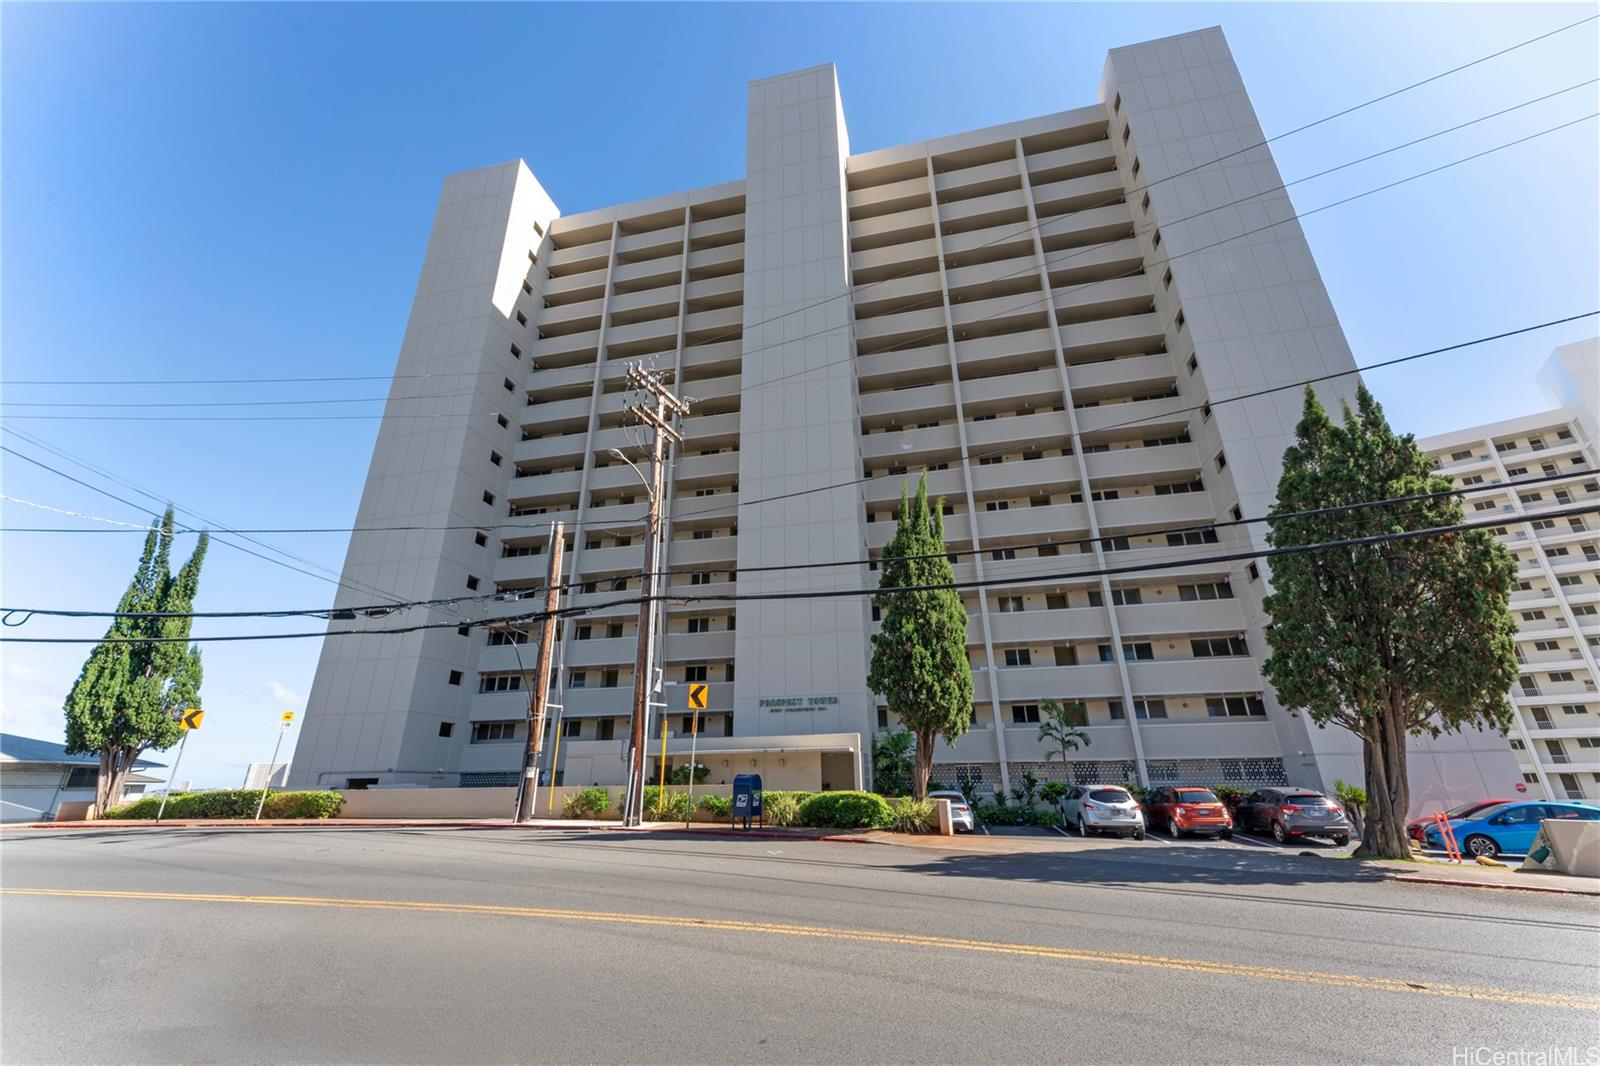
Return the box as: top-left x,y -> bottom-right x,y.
5,468 -> 1593,623
6,502 -> 1594,644
3,13 -> 1591,392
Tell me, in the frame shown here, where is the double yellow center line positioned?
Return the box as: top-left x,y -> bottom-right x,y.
5,887 -> 1593,1012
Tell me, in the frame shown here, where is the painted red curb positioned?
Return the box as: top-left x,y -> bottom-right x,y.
1389,873 -> 1600,896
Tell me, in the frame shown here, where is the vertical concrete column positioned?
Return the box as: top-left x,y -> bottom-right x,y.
733,65 -> 873,777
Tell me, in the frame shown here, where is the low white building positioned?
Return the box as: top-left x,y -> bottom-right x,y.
242,762 -> 291,789
0,733 -> 165,822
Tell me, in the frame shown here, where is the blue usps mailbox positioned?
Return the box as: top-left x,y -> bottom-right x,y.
732,773 -> 764,829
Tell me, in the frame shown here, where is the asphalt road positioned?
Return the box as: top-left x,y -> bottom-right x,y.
3,827 -> 1597,1065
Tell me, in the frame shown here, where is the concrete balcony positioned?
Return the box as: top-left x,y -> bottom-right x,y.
557,688 -> 639,717
859,380 -> 957,423
977,501 -> 1088,542
1069,352 -> 1178,397
848,204 -> 935,250
1059,312 -> 1166,364
612,254 -> 681,290
542,266 -> 608,302
665,535 -> 738,569
608,285 -> 680,321
857,342 -> 951,392
1116,598 -> 1246,638
1095,492 -> 1216,532
672,449 -> 740,487
681,339 -> 743,375
848,174 -> 930,217
545,238 -> 610,273
968,455 -> 1081,496
687,243 -> 743,277
1035,204 -> 1135,251
606,315 -> 679,351
525,362 -> 597,395
509,469 -> 583,501
660,629 -> 736,662
867,511 -> 971,550
689,214 -> 744,245
1030,169 -> 1125,217
616,224 -> 683,258
989,606 -> 1108,644
937,187 -> 1027,232
683,305 -> 742,338
960,366 -> 1061,408
965,410 -> 1074,452
854,304 -> 945,350
1044,236 -> 1146,285
1052,274 -> 1155,324
1126,658 -> 1263,696
1075,392 -> 1186,436
949,290 -> 1048,333
562,636 -> 636,669
523,395 -> 591,426
513,433 -> 587,465
686,273 -> 742,306
539,296 -> 606,336
945,254 -> 1041,292
863,464 -> 966,507
852,272 -> 942,317
677,410 -> 742,444
954,328 -> 1057,375
534,330 -> 602,368
851,237 -> 939,279
1084,443 -> 1200,485
935,157 -> 1021,199
1026,140 -> 1117,183
860,423 -> 961,463
581,500 -> 650,532
993,662 -> 1123,701
576,543 -> 648,577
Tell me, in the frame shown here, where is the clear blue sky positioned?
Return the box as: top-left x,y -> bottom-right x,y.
3,3 -> 1597,788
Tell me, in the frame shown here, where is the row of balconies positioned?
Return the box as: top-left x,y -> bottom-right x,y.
861,492 -> 1217,550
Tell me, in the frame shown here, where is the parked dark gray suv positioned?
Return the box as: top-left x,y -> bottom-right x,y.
1234,787 -> 1354,845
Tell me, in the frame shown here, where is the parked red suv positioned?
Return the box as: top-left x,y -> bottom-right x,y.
1406,798 -> 1518,843
1143,786 -> 1234,839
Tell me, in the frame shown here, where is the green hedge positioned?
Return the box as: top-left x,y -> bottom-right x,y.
762,791 -> 813,827
697,795 -> 732,817
643,787 -> 691,821
797,791 -> 893,830
563,787 -> 612,819
103,790 -> 343,820
887,796 -> 935,833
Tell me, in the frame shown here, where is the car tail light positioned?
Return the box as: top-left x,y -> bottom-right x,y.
1280,804 -> 1301,814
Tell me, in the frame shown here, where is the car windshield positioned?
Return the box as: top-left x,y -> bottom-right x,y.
1469,804 -> 1512,821
1443,801 -> 1484,818
1175,789 -> 1219,804
1090,789 -> 1132,804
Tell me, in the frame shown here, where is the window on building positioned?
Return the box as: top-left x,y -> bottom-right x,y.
448,670 -> 463,686
562,719 -> 582,738
1011,704 -> 1041,724
569,670 -> 587,688
1192,636 -> 1249,657
1003,648 -> 1032,667
1167,530 -> 1219,547
478,674 -> 521,693
1206,695 -> 1267,718
1179,581 -> 1233,601
684,664 -> 708,683
471,721 -> 518,743
995,596 -> 1024,613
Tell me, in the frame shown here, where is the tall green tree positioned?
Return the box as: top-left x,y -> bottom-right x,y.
64,508 -> 209,813
1262,386 -> 1519,858
871,728 -> 915,797
868,474 -> 974,800
1038,699 -> 1091,777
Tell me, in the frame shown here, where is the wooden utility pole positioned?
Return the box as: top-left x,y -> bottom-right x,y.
513,520 -> 564,823
621,365 -> 688,827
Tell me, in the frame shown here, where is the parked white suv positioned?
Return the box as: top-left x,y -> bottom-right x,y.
927,790 -> 975,832
1059,785 -> 1145,839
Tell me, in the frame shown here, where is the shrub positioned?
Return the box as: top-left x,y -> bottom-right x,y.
762,791 -> 812,827
102,789 -> 342,820
797,791 -> 894,830
1211,785 -> 1249,813
1024,807 -> 1059,828
976,802 -> 1027,826
1039,781 -> 1067,807
1120,782 -> 1151,805
697,794 -> 732,818
644,788 -> 691,821
563,786 -> 612,819
887,796 -> 935,833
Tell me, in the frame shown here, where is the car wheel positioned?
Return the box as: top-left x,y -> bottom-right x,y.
1463,834 -> 1499,859
1132,829 -> 1145,841
1332,834 -> 1350,847
1219,830 -> 1232,841
1272,820 -> 1287,844
1075,815 -> 1088,837
1168,818 -> 1182,840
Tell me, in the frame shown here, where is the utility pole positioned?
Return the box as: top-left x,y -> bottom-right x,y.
513,520 -> 564,823
621,364 -> 688,827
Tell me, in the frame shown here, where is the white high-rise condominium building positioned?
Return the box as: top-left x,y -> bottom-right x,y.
290,27 -> 1519,809
1419,340 -> 1600,805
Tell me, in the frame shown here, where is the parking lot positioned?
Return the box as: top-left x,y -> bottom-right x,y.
979,820 -> 1359,856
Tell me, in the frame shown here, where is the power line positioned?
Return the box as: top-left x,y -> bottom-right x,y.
4,14 -> 1591,394
7,468 -> 1592,621
7,501 -> 1593,643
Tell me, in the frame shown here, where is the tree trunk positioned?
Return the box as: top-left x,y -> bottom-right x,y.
912,728 -> 935,800
97,745 -> 138,817
1358,701 -> 1412,858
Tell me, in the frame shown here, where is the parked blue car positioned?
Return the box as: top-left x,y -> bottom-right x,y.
1423,800 -> 1600,858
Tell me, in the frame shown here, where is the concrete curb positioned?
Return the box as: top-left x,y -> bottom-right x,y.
1,820 -> 885,844
1386,872 -> 1600,897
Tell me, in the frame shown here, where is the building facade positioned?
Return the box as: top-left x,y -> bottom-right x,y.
1419,340 -> 1600,805
289,27 -> 1519,811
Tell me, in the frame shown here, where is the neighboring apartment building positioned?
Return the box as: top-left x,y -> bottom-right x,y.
289,27 -> 1519,811
1420,340 -> 1600,805
243,763 -> 292,790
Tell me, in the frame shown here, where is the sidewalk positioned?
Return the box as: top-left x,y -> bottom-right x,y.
1,817 -> 882,843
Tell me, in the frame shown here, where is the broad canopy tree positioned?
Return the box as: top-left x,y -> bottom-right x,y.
64,508 -> 209,813
1263,386 -> 1519,858
867,475 -> 974,800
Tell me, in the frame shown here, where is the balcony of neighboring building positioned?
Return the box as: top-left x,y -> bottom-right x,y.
848,204 -> 936,253
936,187 -> 1029,237
610,253 -> 682,291
957,366 -> 1061,410
857,341 -> 951,393
1052,274 -> 1155,325
1044,235 -> 1145,288
1034,203 -> 1135,254
542,265 -> 609,305
1083,440 -> 1201,483
687,243 -> 744,282
1029,169 -> 1125,218
1058,312 -> 1166,365
858,380 -> 958,424
532,329 -> 602,369
859,422 -> 961,464
1025,138 -> 1117,185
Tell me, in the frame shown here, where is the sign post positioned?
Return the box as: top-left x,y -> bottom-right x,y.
253,711 -> 294,821
154,707 -> 203,824
683,685 -> 706,829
